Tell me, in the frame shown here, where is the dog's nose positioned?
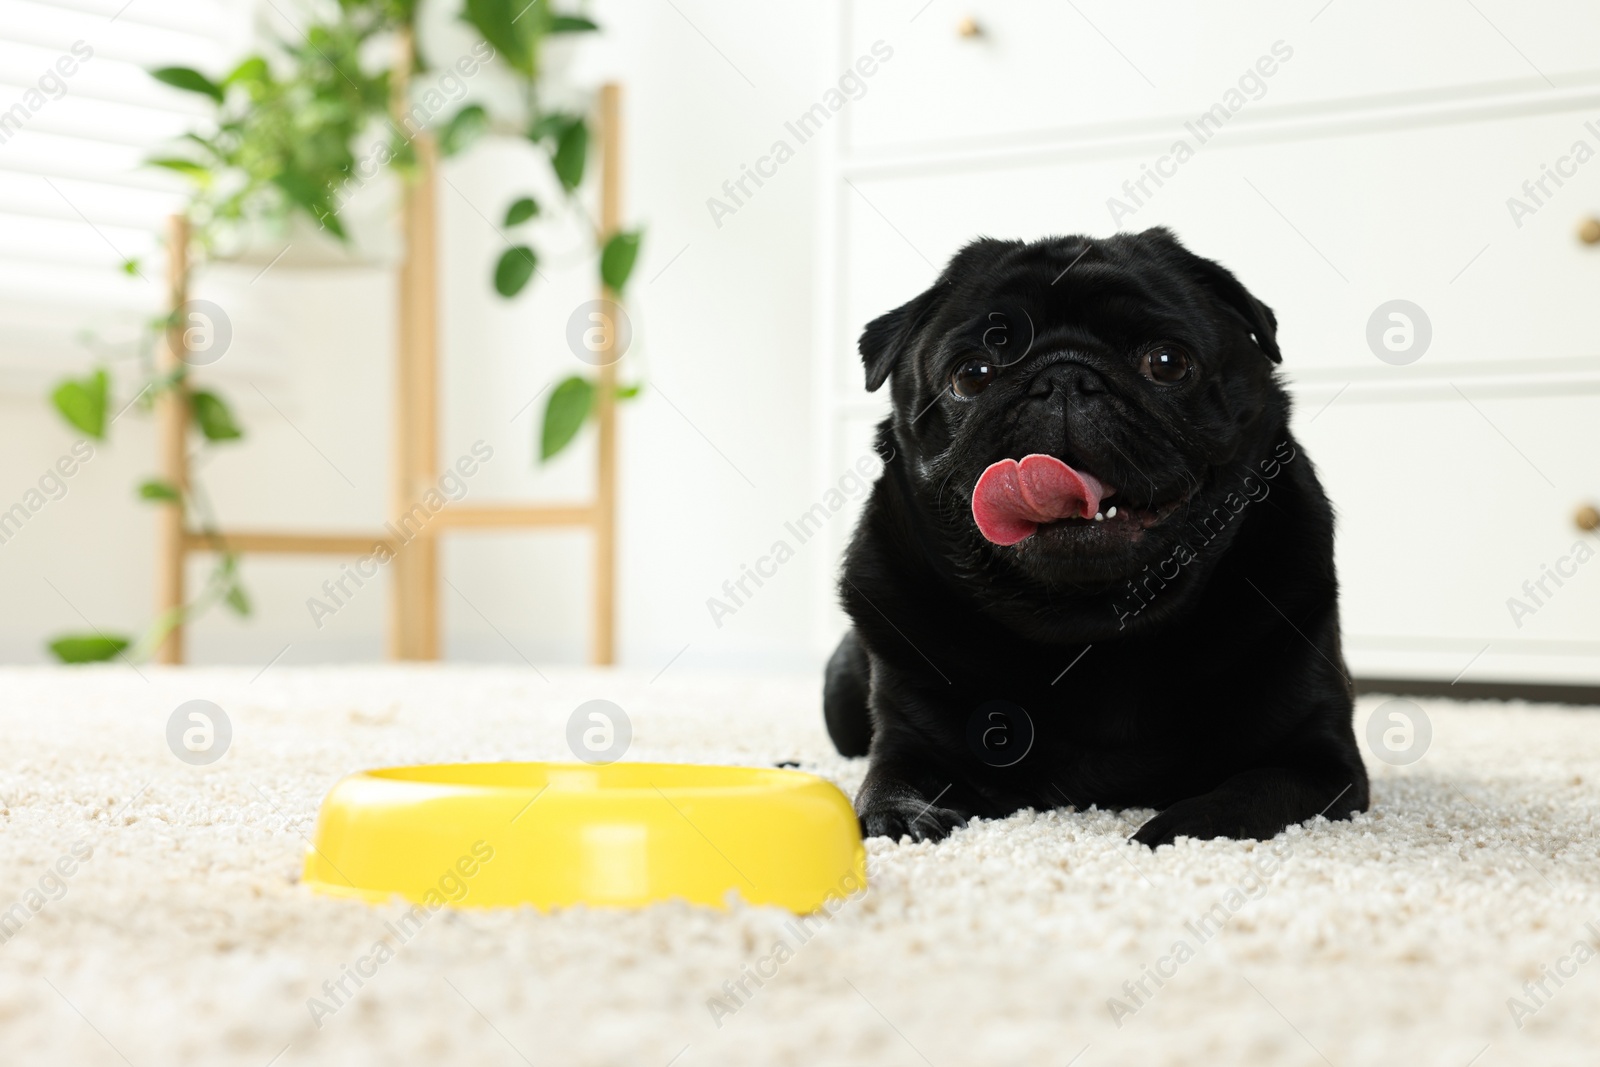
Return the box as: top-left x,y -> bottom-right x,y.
1027,361 -> 1106,398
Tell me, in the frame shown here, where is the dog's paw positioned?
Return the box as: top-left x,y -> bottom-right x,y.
859,798 -> 969,843
1130,797 -> 1263,849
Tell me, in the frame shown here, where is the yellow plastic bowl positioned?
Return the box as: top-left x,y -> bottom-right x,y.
302,762 -> 866,913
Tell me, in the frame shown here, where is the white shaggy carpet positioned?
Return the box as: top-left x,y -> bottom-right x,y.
1,665 -> 1598,1066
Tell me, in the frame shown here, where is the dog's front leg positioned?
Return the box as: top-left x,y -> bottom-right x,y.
855,742 -> 972,843
1130,764 -> 1367,848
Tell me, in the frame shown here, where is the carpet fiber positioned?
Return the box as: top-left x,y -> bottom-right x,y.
1,665 -> 1597,1065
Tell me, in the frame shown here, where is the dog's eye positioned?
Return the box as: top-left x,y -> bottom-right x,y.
951,358 -> 997,398
1141,344 -> 1192,384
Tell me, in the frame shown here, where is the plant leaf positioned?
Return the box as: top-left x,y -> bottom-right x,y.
138,479 -> 181,503
461,0 -> 537,76
503,196 -> 539,227
224,583 -> 252,616
273,170 -> 346,240
600,229 -> 642,293
528,112 -> 576,142
440,104 -> 489,157
540,375 -> 593,461
151,66 -> 224,103
48,634 -> 131,664
190,390 -> 243,441
615,382 -> 642,400
51,369 -> 108,440
549,14 -> 599,32
148,157 -> 211,183
551,117 -> 588,191
223,56 -> 269,88
494,246 -> 538,297
386,131 -> 418,173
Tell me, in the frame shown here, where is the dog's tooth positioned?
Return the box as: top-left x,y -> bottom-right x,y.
1107,506 -> 1118,519
1094,512 -> 1104,522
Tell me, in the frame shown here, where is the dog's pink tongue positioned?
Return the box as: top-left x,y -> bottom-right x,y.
972,454 -> 1107,546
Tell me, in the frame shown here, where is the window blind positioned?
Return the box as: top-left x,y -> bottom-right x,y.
0,0 -> 245,375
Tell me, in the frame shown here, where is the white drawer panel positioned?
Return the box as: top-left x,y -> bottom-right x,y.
1298,390 -> 1600,681
844,0 -> 1600,156
835,106 -> 1600,394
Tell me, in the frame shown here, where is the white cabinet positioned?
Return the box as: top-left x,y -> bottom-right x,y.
816,1 -> 1600,685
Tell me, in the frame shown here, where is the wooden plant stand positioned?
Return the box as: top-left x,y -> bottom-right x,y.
151,84 -> 624,666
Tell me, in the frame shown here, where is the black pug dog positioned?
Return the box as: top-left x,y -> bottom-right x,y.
823,228 -> 1368,848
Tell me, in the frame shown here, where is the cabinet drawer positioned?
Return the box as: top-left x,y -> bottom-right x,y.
1298,388 -> 1600,681
844,0 -> 1600,156
835,105 -> 1600,395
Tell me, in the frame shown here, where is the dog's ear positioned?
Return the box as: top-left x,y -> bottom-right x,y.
859,284 -> 943,392
1137,227 -> 1281,364
1194,258 -> 1281,364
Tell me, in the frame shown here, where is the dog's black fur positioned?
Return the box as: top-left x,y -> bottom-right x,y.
824,229 -> 1368,848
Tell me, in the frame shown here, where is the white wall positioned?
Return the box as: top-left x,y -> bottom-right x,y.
0,0 -> 835,673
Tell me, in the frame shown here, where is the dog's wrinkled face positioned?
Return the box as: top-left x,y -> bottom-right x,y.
862,228 -> 1285,600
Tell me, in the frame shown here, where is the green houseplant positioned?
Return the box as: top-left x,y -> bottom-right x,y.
45,0 -> 641,662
